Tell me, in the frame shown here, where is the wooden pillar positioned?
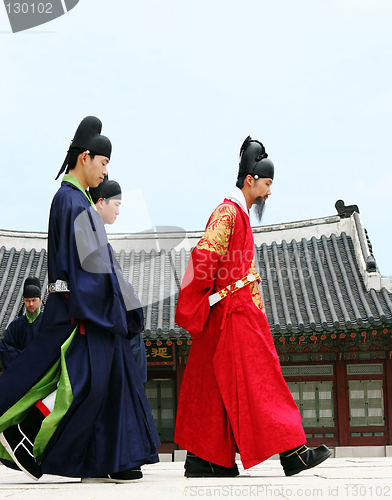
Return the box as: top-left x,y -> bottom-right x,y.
335,360 -> 349,446
385,358 -> 392,445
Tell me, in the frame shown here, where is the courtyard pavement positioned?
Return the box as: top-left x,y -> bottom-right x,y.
1,457 -> 392,499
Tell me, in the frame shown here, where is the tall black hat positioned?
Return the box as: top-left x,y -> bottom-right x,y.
89,175 -> 122,204
23,277 -> 41,298
238,136 -> 274,180
55,116 -> 112,180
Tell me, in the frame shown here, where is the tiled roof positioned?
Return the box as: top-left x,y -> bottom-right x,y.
255,233 -> 392,334
1,205 -> 391,339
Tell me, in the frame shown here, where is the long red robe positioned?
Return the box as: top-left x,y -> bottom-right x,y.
174,199 -> 306,469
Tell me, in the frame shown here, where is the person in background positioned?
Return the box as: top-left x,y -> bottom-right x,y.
0,277 -> 43,372
90,176 -> 122,225
90,177 -> 147,383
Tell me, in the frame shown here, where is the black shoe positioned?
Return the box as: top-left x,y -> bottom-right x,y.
0,423 -> 42,480
280,444 -> 332,476
81,467 -> 143,483
185,453 -> 239,477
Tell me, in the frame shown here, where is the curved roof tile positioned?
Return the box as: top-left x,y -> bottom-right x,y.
1,228 -> 391,338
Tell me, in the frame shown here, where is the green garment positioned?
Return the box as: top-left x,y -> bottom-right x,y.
62,174 -> 97,211
0,326 -> 77,461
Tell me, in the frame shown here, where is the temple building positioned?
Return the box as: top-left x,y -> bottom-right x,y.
0,200 -> 391,453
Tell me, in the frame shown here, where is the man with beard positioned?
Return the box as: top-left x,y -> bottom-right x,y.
174,136 -> 331,477
0,277 -> 43,372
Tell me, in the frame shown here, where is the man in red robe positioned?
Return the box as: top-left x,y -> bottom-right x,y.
175,137 -> 331,477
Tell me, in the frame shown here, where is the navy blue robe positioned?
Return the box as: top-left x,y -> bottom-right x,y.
129,333 -> 147,383
0,311 -> 44,471
0,312 -> 43,372
0,180 -> 160,477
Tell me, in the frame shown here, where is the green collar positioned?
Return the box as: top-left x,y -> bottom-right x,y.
26,307 -> 41,324
62,174 -> 97,210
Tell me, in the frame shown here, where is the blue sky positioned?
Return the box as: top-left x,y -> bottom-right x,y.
0,0 -> 391,276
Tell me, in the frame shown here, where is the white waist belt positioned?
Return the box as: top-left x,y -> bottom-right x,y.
209,272 -> 261,306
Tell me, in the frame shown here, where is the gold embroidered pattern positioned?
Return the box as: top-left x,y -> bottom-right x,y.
197,204 -> 237,256
249,258 -> 265,313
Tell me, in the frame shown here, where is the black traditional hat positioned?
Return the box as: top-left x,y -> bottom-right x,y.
23,277 -> 41,298
89,175 -> 122,204
238,136 -> 274,180
55,116 -> 112,180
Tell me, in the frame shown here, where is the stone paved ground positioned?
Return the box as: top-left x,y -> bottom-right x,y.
1,458 -> 392,499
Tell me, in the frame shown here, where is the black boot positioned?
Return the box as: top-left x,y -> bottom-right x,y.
280,444 -> 332,476
185,452 -> 239,477
81,466 -> 143,483
0,405 -> 44,480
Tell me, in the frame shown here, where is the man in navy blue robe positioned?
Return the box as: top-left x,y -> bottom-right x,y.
90,177 -> 147,383
0,277 -> 43,372
0,116 -> 160,482
0,277 -> 43,472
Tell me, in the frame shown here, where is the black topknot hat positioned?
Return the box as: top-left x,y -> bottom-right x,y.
89,175 -> 122,204
238,136 -> 274,180
55,116 -> 112,180
23,276 -> 41,298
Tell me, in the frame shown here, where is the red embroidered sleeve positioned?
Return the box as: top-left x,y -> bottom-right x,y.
196,204 -> 236,256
